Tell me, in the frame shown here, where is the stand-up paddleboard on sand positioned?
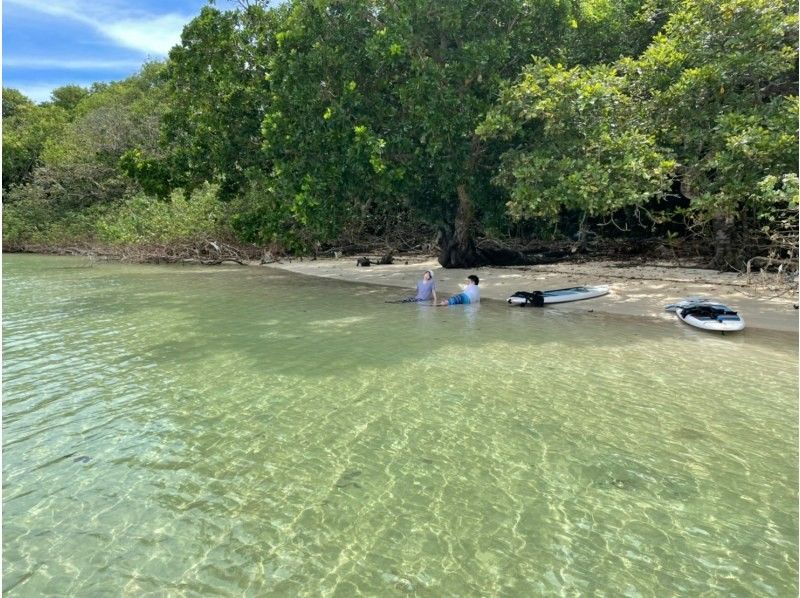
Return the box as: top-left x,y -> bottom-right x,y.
507,285 -> 610,307
665,298 -> 745,332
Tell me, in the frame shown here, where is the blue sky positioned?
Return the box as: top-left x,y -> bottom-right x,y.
3,0 -> 222,103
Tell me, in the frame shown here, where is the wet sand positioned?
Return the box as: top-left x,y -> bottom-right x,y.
269,255 -> 799,334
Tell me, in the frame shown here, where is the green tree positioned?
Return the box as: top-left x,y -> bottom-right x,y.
6,64 -> 170,214
481,0 -> 797,267
562,0 -> 677,65
260,0 -> 579,265
2,96 -> 68,191
2,87 -> 34,119
634,0 -> 798,266
160,0 -> 675,259
254,0 -> 407,249
162,5 -> 285,199
375,0 -> 575,266
48,85 -> 90,111
478,61 -> 676,221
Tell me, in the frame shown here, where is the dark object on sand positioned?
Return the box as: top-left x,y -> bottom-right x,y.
665,298 -> 745,332
356,257 -> 371,267
508,286 -> 609,307
376,251 -> 394,265
509,290 -> 545,307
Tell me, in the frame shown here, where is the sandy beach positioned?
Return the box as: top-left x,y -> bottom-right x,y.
270,255 -> 799,334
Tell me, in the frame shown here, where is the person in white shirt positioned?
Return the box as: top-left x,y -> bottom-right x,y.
438,275 -> 480,305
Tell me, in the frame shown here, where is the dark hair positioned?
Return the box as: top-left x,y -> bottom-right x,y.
467,275 -> 479,285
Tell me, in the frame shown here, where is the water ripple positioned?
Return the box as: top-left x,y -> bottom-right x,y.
3,255 -> 798,596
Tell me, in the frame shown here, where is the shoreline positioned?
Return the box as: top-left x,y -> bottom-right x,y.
6,249 -> 798,334
269,255 -> 799,335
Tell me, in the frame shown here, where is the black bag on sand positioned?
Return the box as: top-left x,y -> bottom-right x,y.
510,291 -> 545,307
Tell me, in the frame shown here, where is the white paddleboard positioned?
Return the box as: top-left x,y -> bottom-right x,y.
508,285 -> 610,306
666,299 -> 745,332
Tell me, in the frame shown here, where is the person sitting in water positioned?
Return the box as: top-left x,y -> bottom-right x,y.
400,270 -> 437,303
438,275 -> 480,305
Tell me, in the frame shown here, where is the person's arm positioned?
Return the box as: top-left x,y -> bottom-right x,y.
432,287 -> 437,303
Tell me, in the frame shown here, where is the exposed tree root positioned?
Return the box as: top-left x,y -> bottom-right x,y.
4,237 -> 264,265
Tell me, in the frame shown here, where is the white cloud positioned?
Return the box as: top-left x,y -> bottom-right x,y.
5,0 -> 193,56
3,58 -> 146,70
102,14 -> 192,55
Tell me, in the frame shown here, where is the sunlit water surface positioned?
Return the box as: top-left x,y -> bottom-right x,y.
3,254 -> 798,596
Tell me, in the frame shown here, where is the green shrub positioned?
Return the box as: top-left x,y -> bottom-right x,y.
97,183 -> 223,245
3,182 -> 102,246
224,175 -> 304,251
3,185 -> 109,246
3,185 -> 50,245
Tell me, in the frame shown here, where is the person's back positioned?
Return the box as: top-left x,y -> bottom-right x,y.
463,281 -> 480,303
439,274 -> 480,305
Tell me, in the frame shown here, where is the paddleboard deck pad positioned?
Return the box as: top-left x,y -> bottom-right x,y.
665,299 -> 745,332
508,285 -> 610,307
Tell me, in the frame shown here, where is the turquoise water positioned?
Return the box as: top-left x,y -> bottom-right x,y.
3,254 -> 798,596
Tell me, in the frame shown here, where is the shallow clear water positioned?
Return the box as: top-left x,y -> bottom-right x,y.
3,254 -> 798,596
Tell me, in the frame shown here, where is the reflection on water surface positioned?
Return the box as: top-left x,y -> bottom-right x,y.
3,255 -> 798,595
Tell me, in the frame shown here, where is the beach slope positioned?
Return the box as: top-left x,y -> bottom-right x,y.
270,257 -> 798,334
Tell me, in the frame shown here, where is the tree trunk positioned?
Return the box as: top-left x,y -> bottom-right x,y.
575,211 -> 589,253
438,184 -> 483,268
709,212 -> 740,270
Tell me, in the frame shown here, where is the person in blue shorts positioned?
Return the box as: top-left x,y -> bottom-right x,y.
438,275 -> 480,305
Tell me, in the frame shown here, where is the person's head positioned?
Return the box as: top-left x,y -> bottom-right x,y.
423,270 -> 433,281
467,275 -> 479,286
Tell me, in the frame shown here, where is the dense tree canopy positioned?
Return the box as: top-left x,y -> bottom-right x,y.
2,96 -> 68,191
2,87 -> 34,119
163,5 -> 285,199
28,64 -> 169,210
480,0 -> 798,266
47,85 -> 90,111
478,61 -> 676,220
3,0 -> 797,270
